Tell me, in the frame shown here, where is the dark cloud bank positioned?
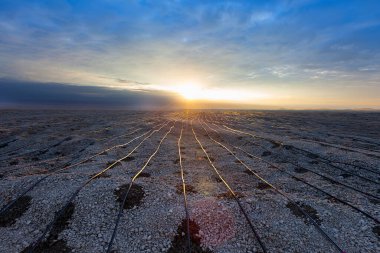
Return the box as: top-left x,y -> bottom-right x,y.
0,79 -> 180,109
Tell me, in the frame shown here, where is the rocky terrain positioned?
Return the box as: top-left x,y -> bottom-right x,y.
0,110 -> 379,253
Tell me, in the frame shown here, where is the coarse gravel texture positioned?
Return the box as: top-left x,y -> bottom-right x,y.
0,110 -> 379,253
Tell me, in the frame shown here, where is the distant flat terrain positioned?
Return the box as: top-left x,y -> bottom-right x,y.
0,110 -> 379,253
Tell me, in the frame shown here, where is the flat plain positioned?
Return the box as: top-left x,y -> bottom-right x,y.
0,110 -> 379,253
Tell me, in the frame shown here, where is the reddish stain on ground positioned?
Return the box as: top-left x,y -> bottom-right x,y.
190,198 -> 236,247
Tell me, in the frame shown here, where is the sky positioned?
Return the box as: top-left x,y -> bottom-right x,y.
0,0 -> 380,109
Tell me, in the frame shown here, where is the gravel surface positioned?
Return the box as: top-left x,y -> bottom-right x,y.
0,110 -> 379,253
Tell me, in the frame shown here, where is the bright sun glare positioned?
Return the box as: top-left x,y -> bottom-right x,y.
175,82 -> 248,102
170,81 -> 269,103
177,82 -> 202,100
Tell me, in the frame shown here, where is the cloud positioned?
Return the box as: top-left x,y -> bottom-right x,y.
0,0 -> 379,108
0,78 -> 180,109
98,76 -> 151,86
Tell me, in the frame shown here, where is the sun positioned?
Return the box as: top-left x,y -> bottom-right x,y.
172,81 -> 264,102
176,82 -> 202,100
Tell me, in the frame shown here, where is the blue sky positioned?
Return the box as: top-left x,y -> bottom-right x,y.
0,0 -> 379,108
